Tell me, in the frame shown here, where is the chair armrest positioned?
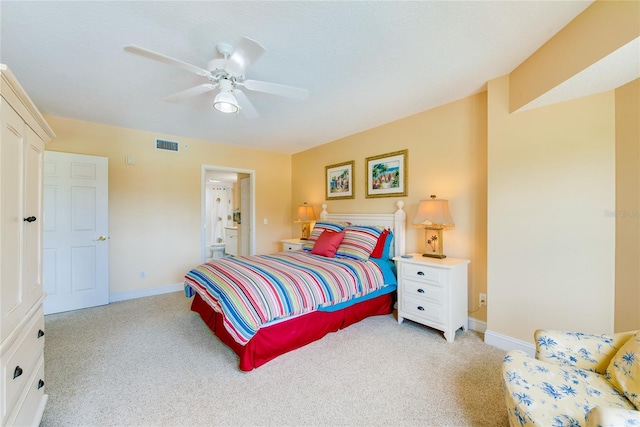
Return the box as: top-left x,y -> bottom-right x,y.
585,406 -> 640,427
534,329 -> 637,374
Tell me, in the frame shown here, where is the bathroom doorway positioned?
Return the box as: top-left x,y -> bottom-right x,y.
201,165 -> 255,262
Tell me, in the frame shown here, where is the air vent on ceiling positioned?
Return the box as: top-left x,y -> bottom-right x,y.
155,138 -> 179,152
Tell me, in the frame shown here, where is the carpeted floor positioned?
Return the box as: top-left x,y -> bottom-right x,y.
41,291 -> 509,426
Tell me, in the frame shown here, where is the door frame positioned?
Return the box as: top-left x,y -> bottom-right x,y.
201,164 -> 255,262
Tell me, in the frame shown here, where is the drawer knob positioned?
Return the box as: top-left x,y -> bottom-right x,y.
23,216 -> 37,223
417,288 -> 425,293
13,366 -> 23,379
417,306 -> 425,311
38,329 -> 45,338
38,379 -> 45,389
417,271 -> 425,276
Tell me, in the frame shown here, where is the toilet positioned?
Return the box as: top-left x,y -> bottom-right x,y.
209,243 -> 225,259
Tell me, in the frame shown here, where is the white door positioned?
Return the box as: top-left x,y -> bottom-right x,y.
43,152 -> 109,314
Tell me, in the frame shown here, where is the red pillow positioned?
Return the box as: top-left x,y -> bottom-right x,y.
370,229 -> 389,258
311,230 -> 345,258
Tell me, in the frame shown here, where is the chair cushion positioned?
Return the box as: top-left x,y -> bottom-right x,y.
585,406 -> 640,427
502,350 -> 635,427
535,329 -> 630,375
606,331 -> 640,410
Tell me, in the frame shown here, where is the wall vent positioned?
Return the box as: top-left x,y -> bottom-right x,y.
155,138 -> 179,152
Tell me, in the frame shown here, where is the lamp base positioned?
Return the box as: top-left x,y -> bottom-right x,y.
422,253 -> 447,259
300,221 -> 311,240
422,227 -> 446,259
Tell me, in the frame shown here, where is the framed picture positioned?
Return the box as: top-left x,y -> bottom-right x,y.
326,160 -> 354,199
365,149 -> 408,198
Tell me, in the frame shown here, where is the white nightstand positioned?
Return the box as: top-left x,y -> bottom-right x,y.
281,238 -> 305,252
393,254 -> 470,343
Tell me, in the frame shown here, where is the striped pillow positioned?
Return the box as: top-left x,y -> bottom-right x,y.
335,225 -> 385,261
302,221 -> 349,252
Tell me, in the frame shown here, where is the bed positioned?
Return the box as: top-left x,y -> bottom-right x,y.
184,201 -> 406,371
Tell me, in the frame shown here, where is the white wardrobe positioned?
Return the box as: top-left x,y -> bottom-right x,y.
1,65 -> 55,426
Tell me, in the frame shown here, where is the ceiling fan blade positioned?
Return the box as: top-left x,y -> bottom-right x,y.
164,83 -> 218,103
226,37 -> 265,76
241,79 -> 309,100
124,45 -> 210,77
234,90 -> 259,119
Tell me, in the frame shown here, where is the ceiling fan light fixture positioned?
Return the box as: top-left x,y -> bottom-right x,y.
213,91 -> 239,113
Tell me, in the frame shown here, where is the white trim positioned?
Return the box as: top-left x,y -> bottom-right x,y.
467,317 -> 487,334
484,329 -> 535,357
201,165 -> 256,263
0,64 -> 56,141
33,394 -> 48,427
109,283 -> 183,303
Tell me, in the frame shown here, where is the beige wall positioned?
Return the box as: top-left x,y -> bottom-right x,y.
615,78 -> 640,332
44,116 -> 292,294
292,93 -> 489,321
39,0 -> 636,336
487,75 -> 616,341
509,0 -> 640,112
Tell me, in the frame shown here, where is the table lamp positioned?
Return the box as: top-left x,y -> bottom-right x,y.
412,195 -> 455,258
295,202 -> 316,240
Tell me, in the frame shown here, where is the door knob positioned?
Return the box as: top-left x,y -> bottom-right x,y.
94,236 -> 107,241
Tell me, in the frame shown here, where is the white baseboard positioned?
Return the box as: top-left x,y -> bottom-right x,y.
109,283 -> 183,303
467,317 -> 487,334
484,329 -> 535,356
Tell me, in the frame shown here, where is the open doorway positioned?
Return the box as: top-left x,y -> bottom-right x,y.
201,165 -> 255,263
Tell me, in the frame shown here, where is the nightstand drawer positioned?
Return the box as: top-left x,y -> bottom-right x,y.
403,279 -> 444,304
283,242 -> 300,252
401,263 -> 445,284
281,239 -> 305,252
402,295 -> 445,325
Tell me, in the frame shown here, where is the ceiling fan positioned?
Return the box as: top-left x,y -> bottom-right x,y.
124,37 -> 308,119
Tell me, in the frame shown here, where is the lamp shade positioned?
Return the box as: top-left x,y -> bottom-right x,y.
413,197 -> 454,228
295,203 -> 316,222
213,91 -> 239,113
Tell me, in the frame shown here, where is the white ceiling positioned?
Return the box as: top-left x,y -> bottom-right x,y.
1,1 -> 612,154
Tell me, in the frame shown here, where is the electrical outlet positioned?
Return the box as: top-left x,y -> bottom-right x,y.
479,293 -> 487,307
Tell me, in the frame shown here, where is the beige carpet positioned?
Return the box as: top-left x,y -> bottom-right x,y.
41,291 -> 509,426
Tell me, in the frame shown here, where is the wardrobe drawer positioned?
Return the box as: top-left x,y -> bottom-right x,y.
1,307 -> 44,421
401,263 -> 445,285
11,356 -> 45,427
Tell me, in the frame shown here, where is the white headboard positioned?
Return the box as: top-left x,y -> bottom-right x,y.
319,201 -> 406,257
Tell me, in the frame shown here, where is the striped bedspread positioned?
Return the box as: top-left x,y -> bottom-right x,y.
184,252 -> 386,345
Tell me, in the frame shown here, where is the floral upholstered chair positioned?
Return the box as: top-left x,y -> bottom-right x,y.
501,329 -> 640,427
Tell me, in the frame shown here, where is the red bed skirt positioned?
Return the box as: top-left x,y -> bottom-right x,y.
190,291 -> 395,371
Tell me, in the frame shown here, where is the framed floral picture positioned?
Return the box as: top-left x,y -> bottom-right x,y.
326,160 -> 354,199
365,149 -> 408,198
